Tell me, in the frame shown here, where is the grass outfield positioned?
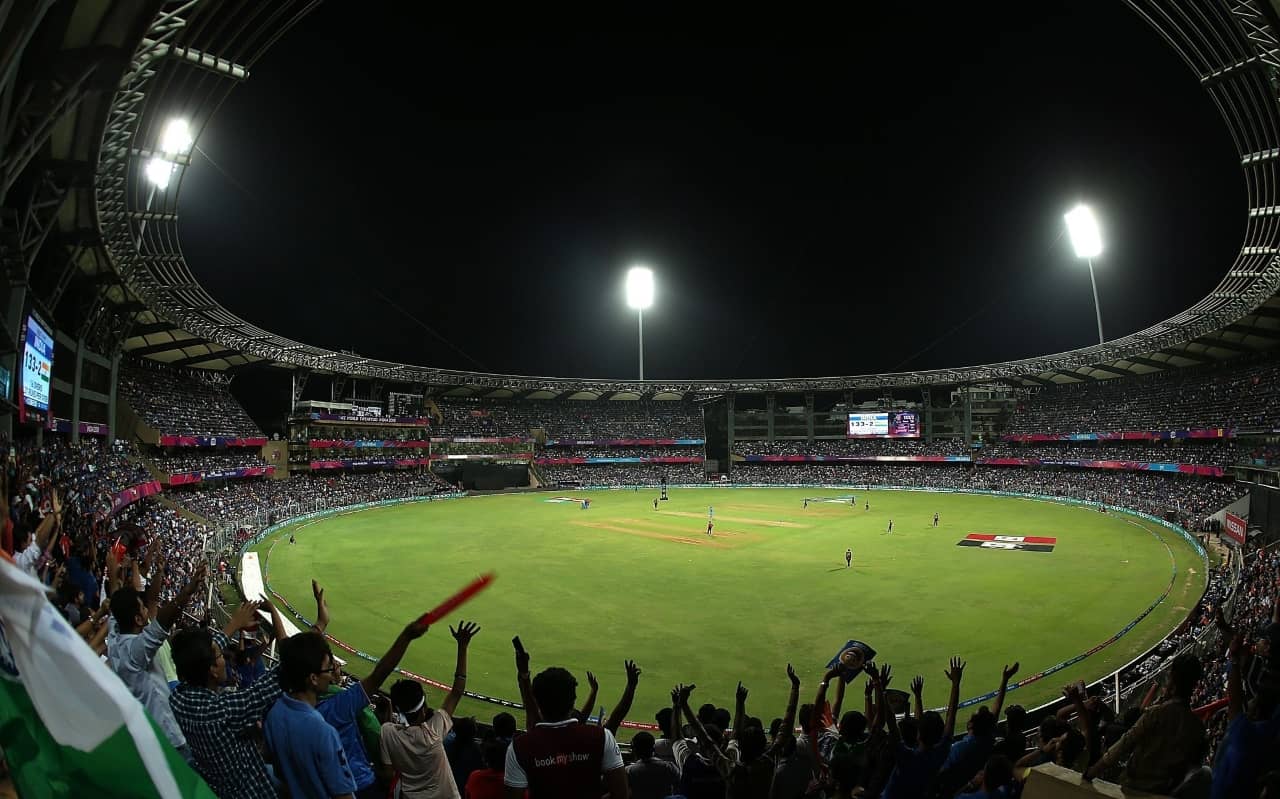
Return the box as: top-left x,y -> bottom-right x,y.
253,487 -> 1205,733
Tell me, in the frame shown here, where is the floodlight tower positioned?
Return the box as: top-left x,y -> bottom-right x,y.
626,266 -> 655,381
144,118 -> 194,190
1064,204 -> 1105,345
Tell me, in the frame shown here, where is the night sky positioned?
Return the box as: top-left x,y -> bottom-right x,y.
178,1 -> 1243,384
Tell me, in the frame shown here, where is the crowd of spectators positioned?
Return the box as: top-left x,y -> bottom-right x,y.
730,463 -> 1246,525
436,398 -> 705,439
3,431 -> 212,632
292,427 -> 431,444
150,450 -> 269,475
1239,441 -> 1280,467
120,361 -> 262,437
978,440 -> 1240,466
542,463 -> 706,487
37,435 -> 153,516
538,446 -> 704,460
1006,355 -> 1280,434
167,470 -> 456,526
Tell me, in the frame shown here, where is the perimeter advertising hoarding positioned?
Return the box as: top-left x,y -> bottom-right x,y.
1224,512 -> 1247,546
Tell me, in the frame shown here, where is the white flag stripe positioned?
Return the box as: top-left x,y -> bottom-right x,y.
0,558 -> 183,798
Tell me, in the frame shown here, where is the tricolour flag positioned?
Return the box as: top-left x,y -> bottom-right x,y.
0,554 -> 216,798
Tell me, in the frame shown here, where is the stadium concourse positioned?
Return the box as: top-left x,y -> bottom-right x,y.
0,350 -> 1276,798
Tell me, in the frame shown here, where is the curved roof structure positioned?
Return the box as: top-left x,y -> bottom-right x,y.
5,0 -> 1280,396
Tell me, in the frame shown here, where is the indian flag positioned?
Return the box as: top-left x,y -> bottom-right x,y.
0,555 -> 216,798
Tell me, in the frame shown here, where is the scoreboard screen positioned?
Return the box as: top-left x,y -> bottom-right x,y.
21,313 -> 53,411
846,411 -> 921,439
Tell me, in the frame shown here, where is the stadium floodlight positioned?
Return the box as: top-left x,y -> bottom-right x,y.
144,157 -> 176,190
1065,204 -> 1103,258
159,118 -> 194,156
1064,204 -> 1105,345
626,266 -> 655,381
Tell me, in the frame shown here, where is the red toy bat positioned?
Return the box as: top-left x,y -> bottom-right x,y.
419,572 -> 495,626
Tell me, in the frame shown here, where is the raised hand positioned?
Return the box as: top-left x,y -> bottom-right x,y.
229,599 -> 263,631
624,660 -> 641,686
185,561 -> 208,590
824,666 -> 844,683
449,620 -> 480,645
676,683 -> 695,706
1228,631 -> 1246,662
587,671 -> 599,692
864,675 -> 875,696
312,579 -> 326,606
911,675 -> 924,695
400,616 -> 429,640
876,663 -> 892,690
258,593 -> 276,613
1002,662 -> 1020,682
945,657 -> 966,684
787,663 -> 800,688
736,681 -> 749,704
513,636 -> 531,674
1062,682 -> 1084,704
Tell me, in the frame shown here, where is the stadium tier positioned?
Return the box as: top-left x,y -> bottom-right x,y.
1006,355 -> 1280,434
120,361 -> 263,439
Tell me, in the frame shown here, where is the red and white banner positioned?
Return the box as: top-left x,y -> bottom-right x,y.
1224,512 -> 1247,545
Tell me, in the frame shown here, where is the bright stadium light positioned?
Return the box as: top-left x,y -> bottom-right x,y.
626,266 -> 654,310
626,266 -> 655,381
159,118 -> 194,156
1064,204 -> 1105,345
1065,204 -> 1103,258
144,157 -> 175,190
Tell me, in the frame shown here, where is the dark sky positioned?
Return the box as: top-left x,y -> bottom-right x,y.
178,1 -> 1243,383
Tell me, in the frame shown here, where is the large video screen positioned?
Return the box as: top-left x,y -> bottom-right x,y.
21,313 -> 53,411
847,411 -> 920,438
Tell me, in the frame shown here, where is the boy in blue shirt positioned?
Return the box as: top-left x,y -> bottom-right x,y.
265,632 -> 358,799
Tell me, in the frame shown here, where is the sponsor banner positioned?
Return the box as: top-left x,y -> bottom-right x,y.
100,480 -> 163,519
976,458 -> 1225,477
310,413 -> 433,426
544,438 -> 706,447
441,437 -> 530,444
957,533 -> 1056,552
309,439 -> 432,449
1224,512 -> 1247,545
742,455 -> 970,463
159,435 -> 268,448
544,496 -> 589,504
1001,428 -> 1231,442
310,458 -> 436,470
965,533 -> 1058,544
167,466 -> 276,485
535,456 -> 704,465
49,419 -> 110,437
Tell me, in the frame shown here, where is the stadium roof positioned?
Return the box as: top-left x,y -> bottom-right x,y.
6,0 -> 1280,397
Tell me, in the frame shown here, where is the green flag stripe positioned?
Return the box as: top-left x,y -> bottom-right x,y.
0,678 -> 217,798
